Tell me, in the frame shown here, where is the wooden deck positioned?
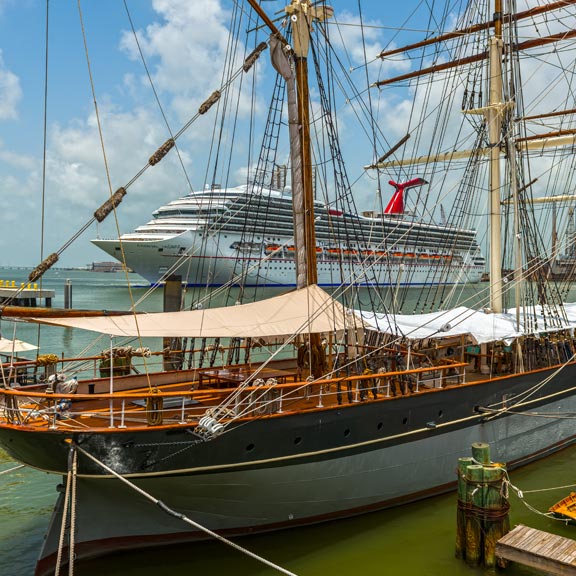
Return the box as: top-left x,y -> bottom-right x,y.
496,524 -> 576,575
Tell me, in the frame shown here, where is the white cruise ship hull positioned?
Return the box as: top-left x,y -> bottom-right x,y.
93,231 -> 484,287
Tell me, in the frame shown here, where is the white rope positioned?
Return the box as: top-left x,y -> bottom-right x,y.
54,449 -> 73,576
74,444 -> 298,576
503,472 -> 575,523
0,464 -> 25,476
69,447 -> 77,576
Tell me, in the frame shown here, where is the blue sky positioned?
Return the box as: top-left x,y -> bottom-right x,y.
1,0 -> 425,268
2,0 -> 567,271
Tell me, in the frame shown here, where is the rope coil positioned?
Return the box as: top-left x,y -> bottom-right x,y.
146,390 -> 163,426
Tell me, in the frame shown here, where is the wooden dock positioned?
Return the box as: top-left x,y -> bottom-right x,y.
0,285 -> 55,307
496,524 -> 576,575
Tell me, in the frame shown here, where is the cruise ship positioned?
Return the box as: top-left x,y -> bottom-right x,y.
92,180 -> 486,287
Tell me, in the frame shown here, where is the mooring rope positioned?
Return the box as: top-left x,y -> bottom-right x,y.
74,444 -> 298,576
0,464 -> 25,476
502,470 -> 576,522
69,447 -> 78,576
54,447 -> 74,576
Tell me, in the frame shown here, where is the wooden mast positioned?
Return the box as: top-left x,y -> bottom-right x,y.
487,0 -> 504,313
250,0 -> 333,376
285,0 -> 333,288
284,0 -> 333,377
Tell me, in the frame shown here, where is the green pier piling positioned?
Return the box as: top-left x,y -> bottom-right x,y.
455,444 -> 510,568
455,457 -> 474,559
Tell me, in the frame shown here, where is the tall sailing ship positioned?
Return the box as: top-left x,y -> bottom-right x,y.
1,1 -> 576,575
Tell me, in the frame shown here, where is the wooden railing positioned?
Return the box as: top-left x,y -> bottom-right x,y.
0,360 -> 468,432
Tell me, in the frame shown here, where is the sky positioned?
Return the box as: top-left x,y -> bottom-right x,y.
0,0 -> 573,270
0,0 -> 418,268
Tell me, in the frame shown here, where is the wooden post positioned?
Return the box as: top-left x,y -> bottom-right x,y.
483,464 -> 510,568
457,443 -> 510,569
456,457 -> 474,559
64,279 -> 72,309
163,275 -> 183,371
471,441 -> 490,464
465,464 -> 484,566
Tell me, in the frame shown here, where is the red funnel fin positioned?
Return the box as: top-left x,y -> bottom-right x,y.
384,178 -> 428,214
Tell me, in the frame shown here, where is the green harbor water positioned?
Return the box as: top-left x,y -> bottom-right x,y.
0,267 -> 575,575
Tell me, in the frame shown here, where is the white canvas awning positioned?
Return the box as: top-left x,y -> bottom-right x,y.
359,306 -> 524,345
503,303 -> 576,335
29,285 -> 355,339
0,337 -> 39,353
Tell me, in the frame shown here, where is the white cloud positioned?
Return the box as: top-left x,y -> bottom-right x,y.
0,50 -> 21,120
119,0 -> 243,121
46,105 -> 193,222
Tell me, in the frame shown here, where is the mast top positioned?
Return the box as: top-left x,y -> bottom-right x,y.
285,0 -> 333,58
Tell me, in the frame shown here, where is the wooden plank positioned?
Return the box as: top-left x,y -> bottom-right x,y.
496,525 -> 576,575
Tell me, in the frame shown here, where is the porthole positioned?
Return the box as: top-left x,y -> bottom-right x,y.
402,417 -> 408,425
377,422 -> 383,431
294,436 -> 302,445
438,410 -> 443,418
344,428 -> 351,437
246,443 -> 255,452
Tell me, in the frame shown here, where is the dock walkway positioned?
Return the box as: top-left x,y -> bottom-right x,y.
496,524 -> 576,575
0,285 -> 54,307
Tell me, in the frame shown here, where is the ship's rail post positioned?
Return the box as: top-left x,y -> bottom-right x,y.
119,399 -> 127,429
179,397 -> 186,424
108,336 -> 114,428
49,398 -> 58,430
353,380 -> 360,402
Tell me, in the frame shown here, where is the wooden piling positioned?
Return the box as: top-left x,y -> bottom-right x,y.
483,464 -> 510,569
471,441 -> 490,464
456,457 -> 474,559
465,464 -> 484,566
456,443 -> 510,569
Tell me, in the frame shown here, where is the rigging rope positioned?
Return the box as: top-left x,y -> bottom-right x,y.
0,464 -> 25,476
27,20 -> 268,284
74,443 -> 299,576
